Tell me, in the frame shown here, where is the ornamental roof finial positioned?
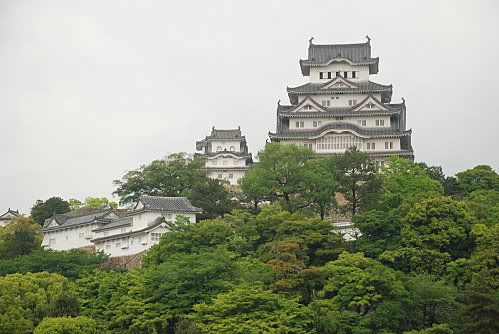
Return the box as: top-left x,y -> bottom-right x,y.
365,35 -> 371,43
277,99 -> 281,107
402,97 -> 406,104
309,36 -> 314,45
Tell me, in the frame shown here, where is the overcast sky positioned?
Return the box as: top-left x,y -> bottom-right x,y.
1,0 -> 498,214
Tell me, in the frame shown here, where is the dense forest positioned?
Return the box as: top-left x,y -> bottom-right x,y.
0,144 -> 497,334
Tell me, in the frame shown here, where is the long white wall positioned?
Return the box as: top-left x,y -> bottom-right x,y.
208,169 -> 246,185
288,116 -> 391,130
41,222 -> 100,250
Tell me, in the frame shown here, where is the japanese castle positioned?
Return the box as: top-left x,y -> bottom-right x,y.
269,37 -> 414,165
196,127 -> 253,185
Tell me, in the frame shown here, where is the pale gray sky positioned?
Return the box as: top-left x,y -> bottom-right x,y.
1,0 -> 498,213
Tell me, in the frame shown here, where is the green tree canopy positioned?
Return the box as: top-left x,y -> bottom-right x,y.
113,153 -> 233,219
30,197 -> 70,225
0,272 -> 79,334
192,286 -> 315,334
335,147 -> 380,215
378,157 -> 443,210
0,216 -> 42,259
456,165 -> 499,196
33,316 -> 97,334
239,142 -> 314,212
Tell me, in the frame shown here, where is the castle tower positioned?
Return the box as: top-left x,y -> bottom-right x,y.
196,127 -> 253,185
269,37 -> 414,166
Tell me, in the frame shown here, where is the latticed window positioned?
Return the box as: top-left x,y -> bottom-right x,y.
151,233 -> 162,242
315,134 -> 362,151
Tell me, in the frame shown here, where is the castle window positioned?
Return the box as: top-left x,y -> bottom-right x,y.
228,173 -> 234,179
327,72 -> 332,79
385,142 -> 389,149
216,146 -> 222,151
313,121 -> 317,127
217,173 -> 222,179
336,71 -> 340,77
335,117 -> 344,120
344,71 -> 348,78
352,71 -> 356,78
390,142 -> 393,149
319,72 -> 324,79
322,100 -> 330,107
116,242 -> 121,248
296,121 -> 304,128
105,244 -> 111,250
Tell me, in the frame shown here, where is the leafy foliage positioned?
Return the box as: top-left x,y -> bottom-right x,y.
0,216 -> 42,259
30,197 -> 70,225
33,316 -> 97,334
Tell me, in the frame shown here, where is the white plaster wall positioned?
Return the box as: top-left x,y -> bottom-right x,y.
310,64 -> 370,83
206,155 -> 246,167
95,225 -> 173,257
288,116 -> 391,130
41,222 -> 100,251
210,140 -> 241,152
208,169 -> 246,185
279,137 -> 401,154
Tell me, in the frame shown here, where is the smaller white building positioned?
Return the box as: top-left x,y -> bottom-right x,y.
91,196 -> 202,257
0,209 -> 20,227
39,208 -> 118,250
196,127 -> 253,186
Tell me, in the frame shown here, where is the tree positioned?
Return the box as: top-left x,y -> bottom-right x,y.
113,153 -> 207,203
0,216 -> 42,259
415,162 -> 446,184
456,165 -> 499,196
143,218 -> 234,267
192,286 -> 315,334
404,324 -> 454,334
312,252 -> 408,333
239,143 -> 314,212
0,249 -> 107,278
378,157 -> 443,210
34,316 -> 97,334
185,178 -> 235,220
302,157 -> 338,220
142,248 -> 238,330
460,224 -> 499,334
113,153 -> 232,218
238,168 -> 272,212
0,272 -> 79,334
30,197 -> 70,225
399,196 -> 475,259
464,189 -> 499,226
335,147 -> 380,215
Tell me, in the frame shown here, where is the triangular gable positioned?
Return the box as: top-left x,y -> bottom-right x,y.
353,95 -> 388,112
289,97 -> 327,113
321,76 -> 358,90
48,219 -> 59,227
133,200 -> 145,211
102,211 -> 118,220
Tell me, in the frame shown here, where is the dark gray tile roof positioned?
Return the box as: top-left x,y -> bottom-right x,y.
39,208 -> 113,232
288,80 -> 391,94
91,217 -> 165,243
300,40 -> 379,75
269,122 -> 411,139
93,217 -> 133,232
137,196 -> 202,213
207,127 -> 243,140
0,209 -> 20,220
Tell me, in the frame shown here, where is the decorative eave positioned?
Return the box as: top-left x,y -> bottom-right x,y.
202,166 -> 252,172
287,78 -> 393,104
314,149 -> 414,158
277,95 -> 402,118
269,122 -> 412,140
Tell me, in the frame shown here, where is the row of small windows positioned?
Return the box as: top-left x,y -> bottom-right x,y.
319,71 -> 357,79
216,146 -> 236,151
297,118 -> 385,129
212,160 -> 241,166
